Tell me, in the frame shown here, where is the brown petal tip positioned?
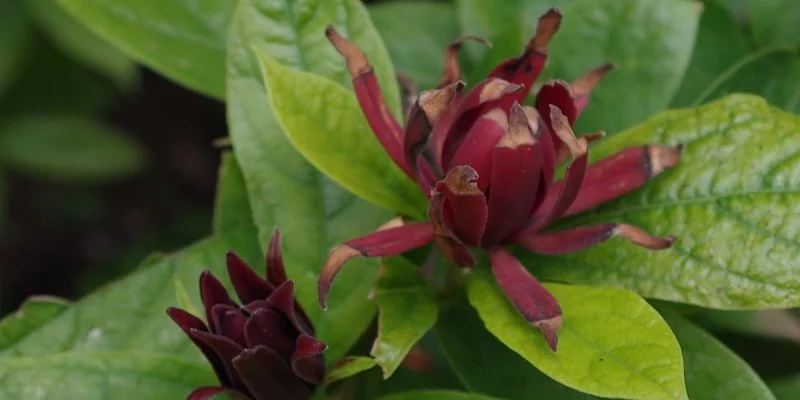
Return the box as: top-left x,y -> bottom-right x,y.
647,144 -> 682,176
549,105 -> 588,156
449,35 -> 492,49
318,245 -> 363,309
614,224 -> 676,250
443,165 -> 481,195
571,63 -> 615,96
499,103 -> 536,148
528,8 -> 563,54
535,315 -> 563,351
418,81 -> 465,119
325,25 -> 370,77
479,78 -> 524,103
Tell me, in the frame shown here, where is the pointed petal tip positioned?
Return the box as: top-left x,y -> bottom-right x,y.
325,25 -> 369,77
614,224 -> 677,250
450,35 -> 492,49
479,78 -> 524,103
318,244 -> 362,310
548,105 -> 587,156
571,63 -> 616,96
648,144 -> 682,176
536,315 -> 563,351
499,103 -> 537,148
529,8 -> 563,53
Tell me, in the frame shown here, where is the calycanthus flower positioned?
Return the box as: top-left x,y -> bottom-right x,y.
167,230 -> 326,400
318,9 -> 680,350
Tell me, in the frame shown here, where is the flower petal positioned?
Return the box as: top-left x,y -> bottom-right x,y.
167,308 -> 230,388
191,329 -> 247,393
515,223 -> 676,255
441,78 -> 523,168
447,108 -> 508,191
534,79 -> 577,158
436,166 -> 489,246
266,229 -> 289,287
571,63 -> 614,115
233,345 -> 311,400
244,308 -> 297,361
405,81 -> 464,171
487,8 -> 562,109
428,183 -> 476,266
397,72 -> 418,120
482,104 -> 541,245
488,247 -> 562,351
326,26 -> 412,178
227,252 -> 274,305
318,222 -> 434,308
199,271 -> 237,331
428,92 -> 462,172
211,304 -> 248,347
291,333 -> 328,385
529,106 -> 589,229
267,281 -> 314,336
439,35 -> 491,88
555,145 -> 682,217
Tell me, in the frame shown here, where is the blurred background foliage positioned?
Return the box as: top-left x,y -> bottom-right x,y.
0,0 -> 798,395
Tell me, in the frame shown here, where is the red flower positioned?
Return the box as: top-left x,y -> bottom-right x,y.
167,230 -> 326,400
318,9 -> 679,350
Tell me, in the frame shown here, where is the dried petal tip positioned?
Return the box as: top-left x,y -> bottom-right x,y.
499,103 -> 536,148
318,245 -> 361,309
479,78 -> 524,103
614,224 -> 676,249
418,81 -> 465,120
571,63 -> 615,96
647,144 -> 682,176
443,165 -> 480,193
537,315 -> 562,351
549,105 -> 588,156
325,25 -> 370,77
529,8 -> 563,54
439,35 -> 491,87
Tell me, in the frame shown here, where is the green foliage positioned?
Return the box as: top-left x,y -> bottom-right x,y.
0,0 -> 32,97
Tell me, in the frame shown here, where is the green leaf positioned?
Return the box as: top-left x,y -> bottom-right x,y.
770,375 -> 800,400
0,37 -> 119,116
661,309 -> 776,400
378,390 -> 503,400
370,1 -> 459,89
0,0 -> 32,97
213,152 -> 255,234
693,49 -> 800,112
467,269 -> 687,400
436,300 -> 597,399
226,0 -> 399,361
56,0 -> 236,98
324,356 -> 377,385
0,115 -> 147,183
28,0 -> 137,89
0,351 -> 215,399
749,0 -> 800,48
549,0 -> 701,134
255,50 -> 426,218
371,256 -> 437,378
671,0 -> 750,107
0,296 -> 70,353
524,94 -> 800,309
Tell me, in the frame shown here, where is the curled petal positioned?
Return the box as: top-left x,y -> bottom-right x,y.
441,78 -> 523,168
439,35 -> 491,88
326,26 -> 412,177
516,223 -> 675,255
428,92 -> 462,172
405,81 -> 464,170
428,186 -> 476,266
267,229 -> 289,287
233,345 -> 311,400
556,145 -> 682,217
489,247 -> 562,351
571,63 -> 614,115
291,333 -> 328,385
447,108 -> 508,191
267,281 -> 313,336
167,308 -> 230,387
211,304 -> 248,347
529,106 -> 589,229
436,166 -> 489,246
199,271 -> 237,330
482,104 -> 541,245
227,252 -> 274,305
244,308 -> 297,361
487,8 -> 562,109
318,222 -> 435,308
535,79 -> 577,158
191,329 -> 246,392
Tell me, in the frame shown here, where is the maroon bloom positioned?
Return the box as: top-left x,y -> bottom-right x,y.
319,9 -> 679,350
168,230 -> 326,400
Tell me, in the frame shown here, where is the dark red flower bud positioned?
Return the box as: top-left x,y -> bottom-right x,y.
320,8 -> 680,351
168,230 -> 326,400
